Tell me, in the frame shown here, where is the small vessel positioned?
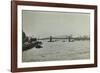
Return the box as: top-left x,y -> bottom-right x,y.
23,41 -> 43,51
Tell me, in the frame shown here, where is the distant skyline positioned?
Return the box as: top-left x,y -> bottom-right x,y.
22,10 -> 90,38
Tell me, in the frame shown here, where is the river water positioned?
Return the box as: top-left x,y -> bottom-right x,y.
22,40 -> 90,62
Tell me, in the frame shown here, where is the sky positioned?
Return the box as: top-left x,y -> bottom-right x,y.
22,10 -> 90,38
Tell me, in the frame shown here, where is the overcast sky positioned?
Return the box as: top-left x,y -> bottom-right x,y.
22,10 -> 90,38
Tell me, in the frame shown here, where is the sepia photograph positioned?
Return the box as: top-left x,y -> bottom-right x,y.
11,1 -> 97,72
22,10 -> 90,62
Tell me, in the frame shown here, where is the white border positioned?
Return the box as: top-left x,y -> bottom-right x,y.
17,5 -> 94,68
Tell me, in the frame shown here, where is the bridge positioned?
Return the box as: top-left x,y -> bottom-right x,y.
38,35 -> 75,42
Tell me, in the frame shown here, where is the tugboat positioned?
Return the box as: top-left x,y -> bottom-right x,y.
35,42 -> 43,48
22,31 -> 43,51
